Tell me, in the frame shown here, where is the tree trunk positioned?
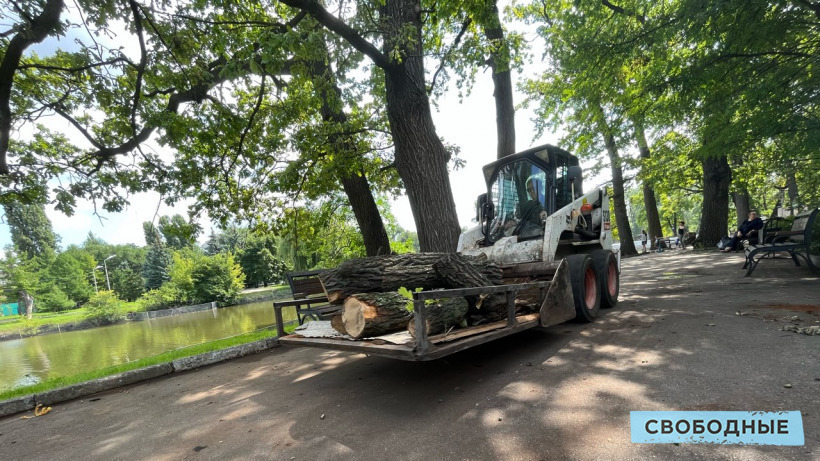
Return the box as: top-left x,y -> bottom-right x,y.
340,173 -> 391,256
319,253 -> 502,304
634,119 -> 664,249
697,154 -> 731,247
0,0 -> 65,174
311,53 -> 391,257
786,171 -> 799,213
281,0 -> 462,252
380,0 -> 461,252
732,188 -> 751,227
432,253 -> 506,319
18,290 -> 34,319
407,297 -> 468,338
483,0 -> 516,159
594,102 -> 637,255
341,292 -> 413,338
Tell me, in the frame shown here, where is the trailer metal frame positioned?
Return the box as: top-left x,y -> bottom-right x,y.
276,281 -> 551,361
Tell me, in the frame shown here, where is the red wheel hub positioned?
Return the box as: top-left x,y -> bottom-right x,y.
583,267 -> 596,309
607,261 -> 617,296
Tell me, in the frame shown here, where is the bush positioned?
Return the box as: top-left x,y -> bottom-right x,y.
138,284 -> 183,311
84,291 -> 124,326
37,287 -> 75,312
191,253 -> 245,305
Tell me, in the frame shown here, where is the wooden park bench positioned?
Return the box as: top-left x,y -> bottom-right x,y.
742,208 -> 819,277
272,270 -> 342,337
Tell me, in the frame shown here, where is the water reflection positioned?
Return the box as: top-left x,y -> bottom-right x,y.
0,300 -> 298,392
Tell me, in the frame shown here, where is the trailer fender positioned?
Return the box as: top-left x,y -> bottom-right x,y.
539,259 -> 576,327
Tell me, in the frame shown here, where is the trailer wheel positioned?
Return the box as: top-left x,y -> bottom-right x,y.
592,250 -> 619,308
566,254 -> 600,322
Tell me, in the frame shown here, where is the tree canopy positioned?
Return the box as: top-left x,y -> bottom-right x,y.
1,0 -> 818,261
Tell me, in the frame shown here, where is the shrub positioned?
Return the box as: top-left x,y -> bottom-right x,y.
37,287 -> 75,312
138,284 -> 183,311
84,291 -> 124,326
191,253 -> 245,305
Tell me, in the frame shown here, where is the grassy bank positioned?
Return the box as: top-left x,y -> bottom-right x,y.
0,324 -> 298,401
0,285 -> 292,337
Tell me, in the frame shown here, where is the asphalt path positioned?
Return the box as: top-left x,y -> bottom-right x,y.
1,249 -> 818,460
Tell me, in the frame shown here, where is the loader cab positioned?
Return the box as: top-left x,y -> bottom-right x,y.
479,145 -> 581,245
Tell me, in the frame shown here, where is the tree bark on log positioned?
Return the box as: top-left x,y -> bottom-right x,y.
407,297 -> 468,339
320,253 -> 502,304
432,253 -> 507,319
340,292 -> 413,339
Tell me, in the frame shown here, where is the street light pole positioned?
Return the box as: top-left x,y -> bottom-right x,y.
103,255 -> 116,291
92,269 -> 99,293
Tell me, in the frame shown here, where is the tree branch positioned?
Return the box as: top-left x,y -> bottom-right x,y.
0,0 -> 65,175
19,57 -> 131,72
279,0 -> 392,69
428,18 -> 472,95
127,0 -> 148,138
601,0 -> 646,24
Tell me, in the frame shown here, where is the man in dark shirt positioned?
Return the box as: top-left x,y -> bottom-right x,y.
723,211 -> 764,252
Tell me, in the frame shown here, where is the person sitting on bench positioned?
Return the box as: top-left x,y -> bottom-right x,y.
723,210 -> 763,252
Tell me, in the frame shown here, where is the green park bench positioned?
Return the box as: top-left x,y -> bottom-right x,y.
742,208 -> 819,277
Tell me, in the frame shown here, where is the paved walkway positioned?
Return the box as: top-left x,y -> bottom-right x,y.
0,250 -> 817,460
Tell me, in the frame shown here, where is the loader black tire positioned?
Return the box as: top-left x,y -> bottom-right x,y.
567,254 -> 600,322
591,250 -> 619,308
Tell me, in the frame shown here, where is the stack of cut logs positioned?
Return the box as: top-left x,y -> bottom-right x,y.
318,253 -> 518,339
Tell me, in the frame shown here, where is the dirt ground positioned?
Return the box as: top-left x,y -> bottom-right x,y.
0,249 -> 818,460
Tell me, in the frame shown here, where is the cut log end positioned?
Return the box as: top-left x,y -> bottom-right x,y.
341,298 -> 366,338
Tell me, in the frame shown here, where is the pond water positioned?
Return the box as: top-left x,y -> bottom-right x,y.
0,299 -> 298,392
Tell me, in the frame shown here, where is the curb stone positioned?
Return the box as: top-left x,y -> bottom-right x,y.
0,338 -> 280,418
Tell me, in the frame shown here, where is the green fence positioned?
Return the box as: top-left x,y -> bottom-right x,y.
1,303 -> 19,316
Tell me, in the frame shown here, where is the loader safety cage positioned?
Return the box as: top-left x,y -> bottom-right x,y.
276,281 -> 552,361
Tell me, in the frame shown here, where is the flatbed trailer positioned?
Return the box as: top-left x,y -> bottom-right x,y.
275,260 -> 576,361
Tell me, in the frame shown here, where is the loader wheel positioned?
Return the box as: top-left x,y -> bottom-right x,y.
592,250 -> 619,308
566,254 -> 600,322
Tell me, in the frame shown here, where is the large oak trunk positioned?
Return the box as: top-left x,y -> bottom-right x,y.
341,292 -> 413,339
484,0 -> 516,159
381,0 -> 461,252
407,298 -> 468,339
697,154 -> 731,247
319,253 -> 502,304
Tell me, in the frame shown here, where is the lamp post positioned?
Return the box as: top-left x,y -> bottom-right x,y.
92,268 -> 99,293
102,255 -> 116,291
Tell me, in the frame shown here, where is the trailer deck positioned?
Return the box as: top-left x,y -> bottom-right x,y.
276,281 -> 559,361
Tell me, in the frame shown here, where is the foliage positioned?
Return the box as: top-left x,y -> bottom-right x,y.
138,284 -> 184,312
2,200 -> 58,259
167,248 -> 202,304
36,287 -> 75,313
190,253 -> 245,305
83,291 -> 125,326
240,232 -> 289,287
156,215 -> 202,250
44,252 -> 94,307
143,244 -> 172,291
